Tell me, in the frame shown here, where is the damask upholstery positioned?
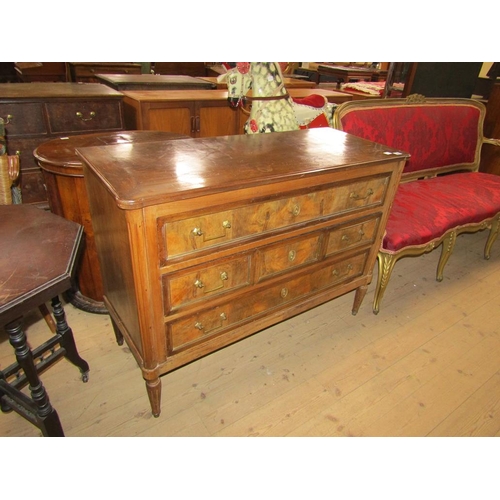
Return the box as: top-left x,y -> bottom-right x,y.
385,172 -> 500,252
333,97 -> 500,313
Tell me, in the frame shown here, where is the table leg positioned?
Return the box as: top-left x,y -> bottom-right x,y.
6,317 -> 64,437
145,377 -> 162,418
51,296 -> 90,382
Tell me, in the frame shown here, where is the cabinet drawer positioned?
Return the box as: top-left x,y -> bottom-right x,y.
166,251 -> 368,352
1,102 -> 46,136
325,217 -> 380,257
45,100 -> 123,133
254,233 -> 322,282
162,176 -> 389,260
163,254 -> 251,312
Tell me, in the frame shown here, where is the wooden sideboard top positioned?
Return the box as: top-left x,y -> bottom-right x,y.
76,127 -> 408,209
0,82 -> 123,99
121,88 -> 351,103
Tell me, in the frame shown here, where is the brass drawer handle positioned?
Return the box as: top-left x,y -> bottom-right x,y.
194,312 -> 227,333
1,114 -> 13,124
194,272 -> 228,293
76,111 -> 96,121
350,188 -> 374,200
192,220 -> 232,241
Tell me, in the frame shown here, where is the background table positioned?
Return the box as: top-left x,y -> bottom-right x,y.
96,74 -> 216,90
34,130 -> 190,313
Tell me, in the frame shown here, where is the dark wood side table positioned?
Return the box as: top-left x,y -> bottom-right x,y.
34,131 -> 190,314
68,62 -> 142,83
0,205 -> 89,436
317,65 -> 376,88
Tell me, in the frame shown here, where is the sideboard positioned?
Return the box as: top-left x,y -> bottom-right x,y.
77,127 -> 408,416
122,89 -> 352,137
0,83 -> 125,206
122,90 -> 246,137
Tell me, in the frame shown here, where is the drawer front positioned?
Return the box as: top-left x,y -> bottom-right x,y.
325,217 -> 380,257
163,254 -> 251,312
166,251 -> 368,352
45,100 -> 123,133
162,176 -> 389,259
1,102 -> 46,136
254,233 -> 322,282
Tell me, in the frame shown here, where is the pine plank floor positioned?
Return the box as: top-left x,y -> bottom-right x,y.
1,229 -> 500,437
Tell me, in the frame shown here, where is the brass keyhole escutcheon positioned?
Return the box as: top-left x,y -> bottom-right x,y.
292,204 -> 301,216
280,287 -> 288,298
288,250 -> 296,262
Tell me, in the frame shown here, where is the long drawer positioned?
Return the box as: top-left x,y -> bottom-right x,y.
166,250 -> 369,353
160,174 -> 389,261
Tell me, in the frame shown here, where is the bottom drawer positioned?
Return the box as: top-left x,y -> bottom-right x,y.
166,251 -> 368,353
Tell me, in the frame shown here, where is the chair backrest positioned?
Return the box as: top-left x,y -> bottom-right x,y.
333,96 -> 486,180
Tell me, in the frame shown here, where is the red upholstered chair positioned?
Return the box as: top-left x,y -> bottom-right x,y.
334,96 -> 500,313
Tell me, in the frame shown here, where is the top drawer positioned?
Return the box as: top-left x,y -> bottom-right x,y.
1,102 -> 46,136
45,99 -> 124,133
161,174 -> 389,261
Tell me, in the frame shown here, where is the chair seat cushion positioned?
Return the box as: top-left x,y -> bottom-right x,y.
383,172 -> 500,252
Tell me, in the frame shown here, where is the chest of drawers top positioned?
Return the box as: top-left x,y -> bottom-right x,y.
0,82 -> 123,99
76,127 -> 406,210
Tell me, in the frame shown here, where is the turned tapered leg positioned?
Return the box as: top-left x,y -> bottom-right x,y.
6,317 -> 64,437
145,377 -> 162,418
352,285 -> 368,315
51,296 -> 90,382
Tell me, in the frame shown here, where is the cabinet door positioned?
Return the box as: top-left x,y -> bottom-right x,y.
148,102 -> 196,136
196,100 -> 243,137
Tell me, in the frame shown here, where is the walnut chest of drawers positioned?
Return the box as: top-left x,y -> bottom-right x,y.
77,128 -> 408,416
0,83 -> 124,205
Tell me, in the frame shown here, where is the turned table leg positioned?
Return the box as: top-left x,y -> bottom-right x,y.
51,296 -> 90,382
6,317 -> 64,437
